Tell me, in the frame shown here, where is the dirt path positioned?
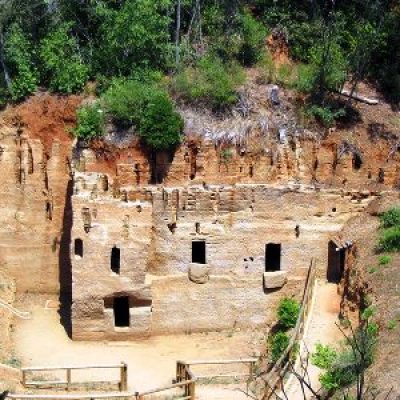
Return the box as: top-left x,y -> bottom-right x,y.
13,296 -> 262,398
284,280 -> 342,400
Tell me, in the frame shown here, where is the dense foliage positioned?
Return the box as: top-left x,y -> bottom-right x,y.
172,55 -> 245,110
277,297 -> 301,330
378,207 -> 400,252
103,79 -> 183,150
268,297 -> 300,362
73,102 -> 105,140
0,0 -> 397,104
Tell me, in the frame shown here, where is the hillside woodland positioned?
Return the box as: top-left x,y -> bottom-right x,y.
0,1 -> 400,399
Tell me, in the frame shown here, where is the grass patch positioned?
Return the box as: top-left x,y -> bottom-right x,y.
387,320 -> 397,330
378,255 -> 392,266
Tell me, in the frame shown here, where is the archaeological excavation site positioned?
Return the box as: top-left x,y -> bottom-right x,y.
1,1 -> 400,399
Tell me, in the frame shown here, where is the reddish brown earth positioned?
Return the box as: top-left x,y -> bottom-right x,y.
12,93 -> 81,154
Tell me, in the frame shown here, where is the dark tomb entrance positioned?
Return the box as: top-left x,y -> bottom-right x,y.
192,240 -> 206,264
265,243 -> 281,272
113,297 -> 130,327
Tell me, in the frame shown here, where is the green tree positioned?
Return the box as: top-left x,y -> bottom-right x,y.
95,0 -> 173,76
4,24 -> 39,101
104,79 -> 183,151
40,22 -> 89,93
237,9 -> 267,66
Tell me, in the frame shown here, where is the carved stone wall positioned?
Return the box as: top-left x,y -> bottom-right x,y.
71,174 -> 375,340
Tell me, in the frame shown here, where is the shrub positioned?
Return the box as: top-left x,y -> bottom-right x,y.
138,92 -> 184,151
256,52 -> 276,84
387,320 -> 397,330
237,10 -> 268,66
104,79 -> 147,127
172,55 -> 245,111
378,255 -> 392,265
304,104 -> 346,128
311,343 -> 338,370
104,79 -> 183,151
270,331 -> 290,362
40,23 -> 89,93
377,226 -> 400,252
277,298 -> 300,330
4,24 -> 39,101
73,102 -> 105,140
313,316 -> 378,392
379,207 -> 400,228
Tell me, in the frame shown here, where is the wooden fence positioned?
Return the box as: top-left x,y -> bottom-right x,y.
21,363 -> 128,392
254,258 -> 317,399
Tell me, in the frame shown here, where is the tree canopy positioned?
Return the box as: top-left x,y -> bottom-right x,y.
0,0 -> 398,105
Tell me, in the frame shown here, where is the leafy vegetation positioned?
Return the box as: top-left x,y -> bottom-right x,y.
311,307 -> 378,392
270,331 -> 290,363
377,207 -> 400,253
4,24 -> 38,100
277,297 -> 300,330
0,0 -> 397,117
40,23 -> 89,94
103,79 -> 183,150
379,207 -> 400,229
378,255 -> 392,266
172,55 -> 244,110
73,103 -> 105,140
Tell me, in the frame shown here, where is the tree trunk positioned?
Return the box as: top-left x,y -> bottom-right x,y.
175,0 -> 181,68
0,30 -> 12,90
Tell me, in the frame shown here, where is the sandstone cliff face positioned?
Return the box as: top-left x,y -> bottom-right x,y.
0,95 -> 78,294
0,92 -> 398,340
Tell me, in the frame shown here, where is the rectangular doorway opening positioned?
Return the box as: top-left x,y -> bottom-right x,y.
192,240 -> 206,264
113,297 -> 130,327
265,243 -> 281,272
327,241 -> 345,283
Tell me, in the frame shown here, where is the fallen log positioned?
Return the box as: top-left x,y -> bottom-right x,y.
339,89 -> 379,105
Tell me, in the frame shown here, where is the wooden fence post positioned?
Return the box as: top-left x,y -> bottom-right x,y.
22,370 -> 26,387
119,362 -> 128,392
66,368 -> 71,391
189,380 -> 196,399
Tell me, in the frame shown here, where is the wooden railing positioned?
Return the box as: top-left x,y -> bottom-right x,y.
255,258 -> 317,399
21,363 -> 128,392
177,358 -> 257,381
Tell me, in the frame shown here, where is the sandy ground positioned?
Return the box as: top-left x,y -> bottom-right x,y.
13,296 -> 263,399
284,280 -> 342,399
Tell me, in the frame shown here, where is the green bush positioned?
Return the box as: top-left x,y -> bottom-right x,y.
104,79 -> 147,127
237,10 -> 268,66
172,55 -> 245,111
377,226 -> 400,252
277,298 -> 300,330
4,24 -> 39,101
312,316 -> 378,392
73,102 -> 105,140
378,255 -> 392,265
304,104 -> 346,127
104,79 -> 183,151
40,23 -> 89,93
138,92 -> 184,150
379,207 -> 400,228
270,331 -> 290,362
311,343 -> 337,370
